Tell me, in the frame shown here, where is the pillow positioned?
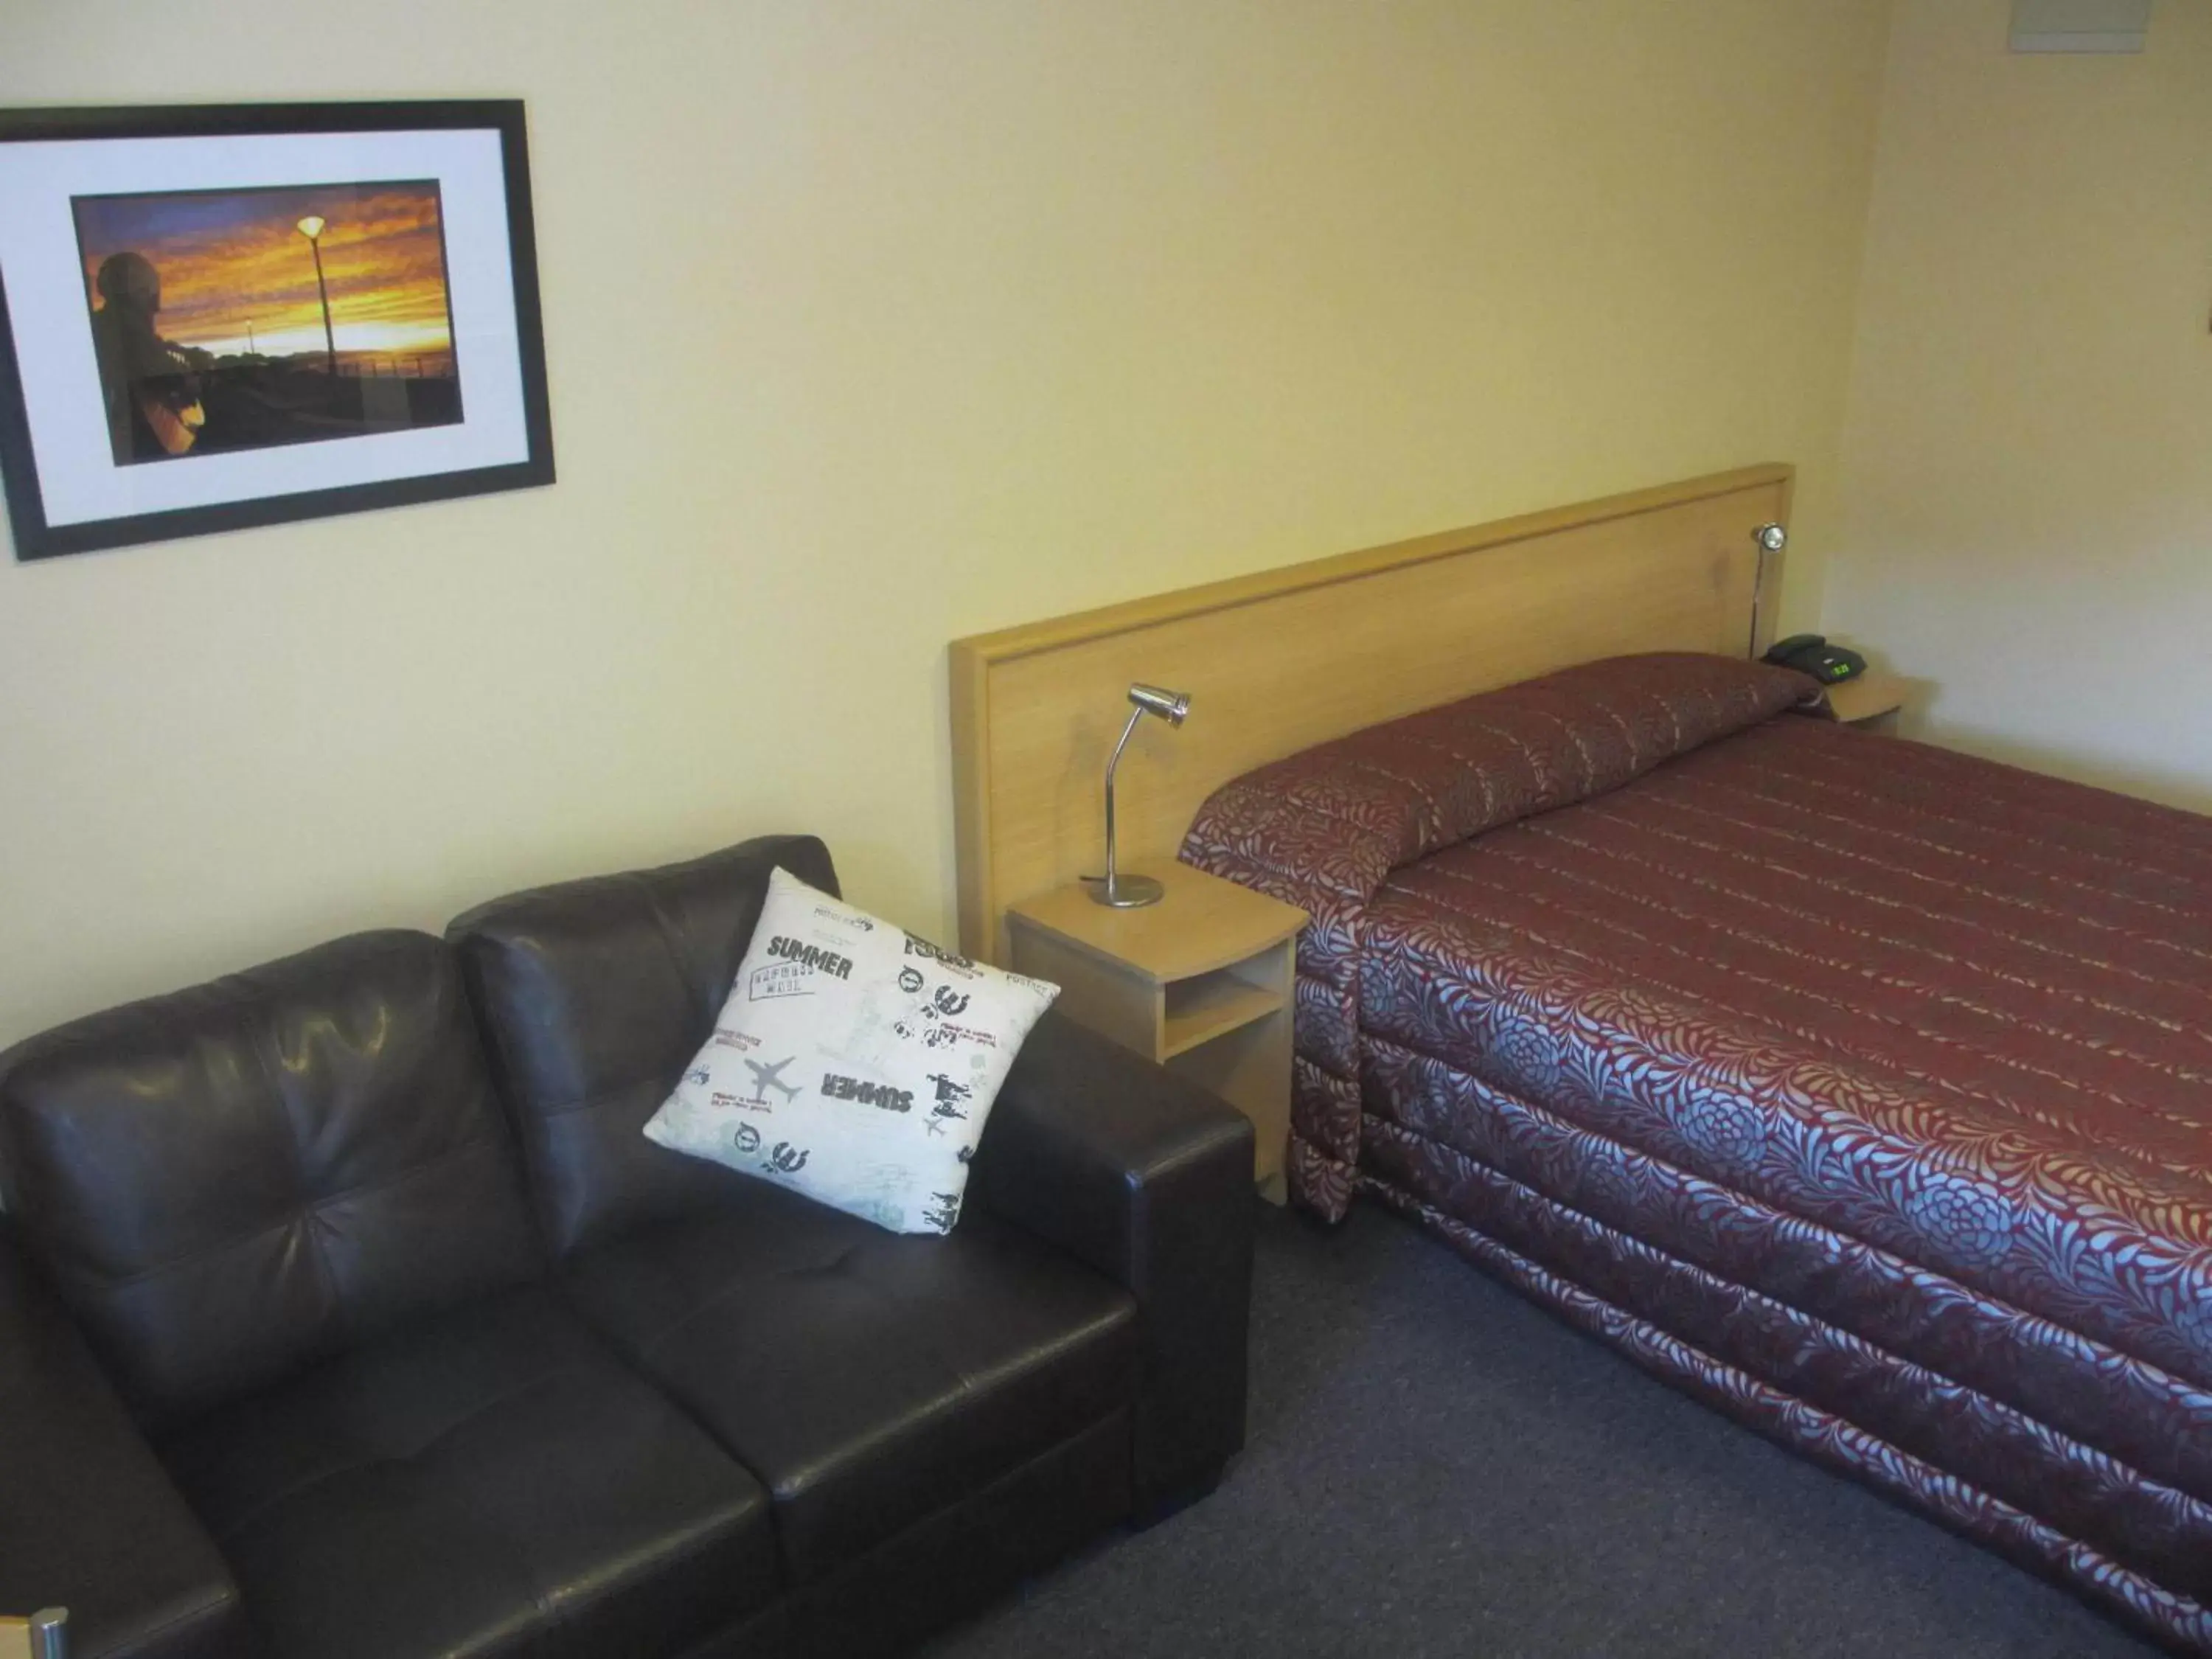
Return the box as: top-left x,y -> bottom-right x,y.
643,868 -> 1059,1234
1185,651 -> 1821,900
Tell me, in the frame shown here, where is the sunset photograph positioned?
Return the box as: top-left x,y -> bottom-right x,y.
70,178 -> 462,465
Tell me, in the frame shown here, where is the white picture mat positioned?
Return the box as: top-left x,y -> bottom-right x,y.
0,127 -> 530,529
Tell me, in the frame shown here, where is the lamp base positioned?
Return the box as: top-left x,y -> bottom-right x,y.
1082,872 -> 1164,908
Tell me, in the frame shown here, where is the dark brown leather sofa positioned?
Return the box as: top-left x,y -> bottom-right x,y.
0,836 -> 1255,1659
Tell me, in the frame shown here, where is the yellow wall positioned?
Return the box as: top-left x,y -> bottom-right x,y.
0,1 -> 1891,1046
1829,0 -> 2212,807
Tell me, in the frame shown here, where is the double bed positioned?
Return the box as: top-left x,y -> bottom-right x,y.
1181,651 -> 2212,1653
947,467 -> 2212,1652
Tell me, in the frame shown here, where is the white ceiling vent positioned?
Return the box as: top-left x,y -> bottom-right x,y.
2009,0 -> 2152,52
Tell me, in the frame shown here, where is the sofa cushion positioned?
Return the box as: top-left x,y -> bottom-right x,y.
0,931 -> 541,1429
160,1284 -> 780,1659
643,869 -> 1059,1236
560,1180 -> 1138,1582
449,835 -> 840,1258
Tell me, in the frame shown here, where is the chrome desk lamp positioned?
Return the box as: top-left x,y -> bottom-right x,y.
1084,682 -> 1192,908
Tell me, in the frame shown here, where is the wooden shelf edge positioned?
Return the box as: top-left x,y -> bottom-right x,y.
1161,979 -> 1285,1059
1826,670 -> 1907,726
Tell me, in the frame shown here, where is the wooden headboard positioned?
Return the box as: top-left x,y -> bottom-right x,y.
948,463 -> 1793,961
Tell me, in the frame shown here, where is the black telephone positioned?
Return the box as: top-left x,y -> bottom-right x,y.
1763,633 -> 1866,685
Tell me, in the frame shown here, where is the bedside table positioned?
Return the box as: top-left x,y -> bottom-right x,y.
1826,670 -> 1907,734
1005,863 -> 1308,1200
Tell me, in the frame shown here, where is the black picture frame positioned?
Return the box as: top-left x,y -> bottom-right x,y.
0,100 -> 554,560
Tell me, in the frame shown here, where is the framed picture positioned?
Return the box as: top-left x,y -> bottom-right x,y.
0,100 -> 553,560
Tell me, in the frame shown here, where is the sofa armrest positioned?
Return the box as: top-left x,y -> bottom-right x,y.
0,1225 -> 243,1659
968,1013 -> 1256,1511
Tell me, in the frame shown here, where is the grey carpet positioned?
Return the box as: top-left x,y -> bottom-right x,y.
925,1200 -> 2162,1659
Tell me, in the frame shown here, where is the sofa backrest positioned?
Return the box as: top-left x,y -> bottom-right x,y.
447,835 -> 838,1259
0,931 -> 542,1430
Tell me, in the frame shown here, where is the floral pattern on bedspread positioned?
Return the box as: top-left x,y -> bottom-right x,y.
1183,651 -> 1818,1215
1363,1161 -> 2212,1653
1362,1029 -> 2212,1537
1358,714 -> 2212,1391
1180,650 -> 2212,1651
1360,1106 -> 2212,1603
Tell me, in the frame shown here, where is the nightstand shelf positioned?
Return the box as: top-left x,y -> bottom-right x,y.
1162,973 -> 1284,1059
1826,670 -> 1908,732
1006,863 -> 1308,1198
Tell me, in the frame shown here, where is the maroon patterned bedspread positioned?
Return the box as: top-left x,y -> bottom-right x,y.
1182,653 -> 2212,1652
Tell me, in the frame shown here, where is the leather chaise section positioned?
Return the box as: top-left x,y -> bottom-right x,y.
160,1284 -> 779,1659
561,1183 -> 1137,1581
779,1411 -> 1133,1659
455,838 -> 1256,1551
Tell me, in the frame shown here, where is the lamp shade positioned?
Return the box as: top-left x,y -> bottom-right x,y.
1128,684 -> 1189,726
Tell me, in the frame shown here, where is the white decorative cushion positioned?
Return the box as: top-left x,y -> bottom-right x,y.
643,868 -> 1060,1235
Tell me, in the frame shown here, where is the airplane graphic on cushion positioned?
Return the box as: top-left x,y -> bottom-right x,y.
744,1057 -> 801,1105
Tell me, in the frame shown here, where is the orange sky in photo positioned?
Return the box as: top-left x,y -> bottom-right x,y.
74,183 -> 456,361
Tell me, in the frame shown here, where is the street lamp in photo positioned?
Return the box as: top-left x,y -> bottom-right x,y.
296,215 -> 335,375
